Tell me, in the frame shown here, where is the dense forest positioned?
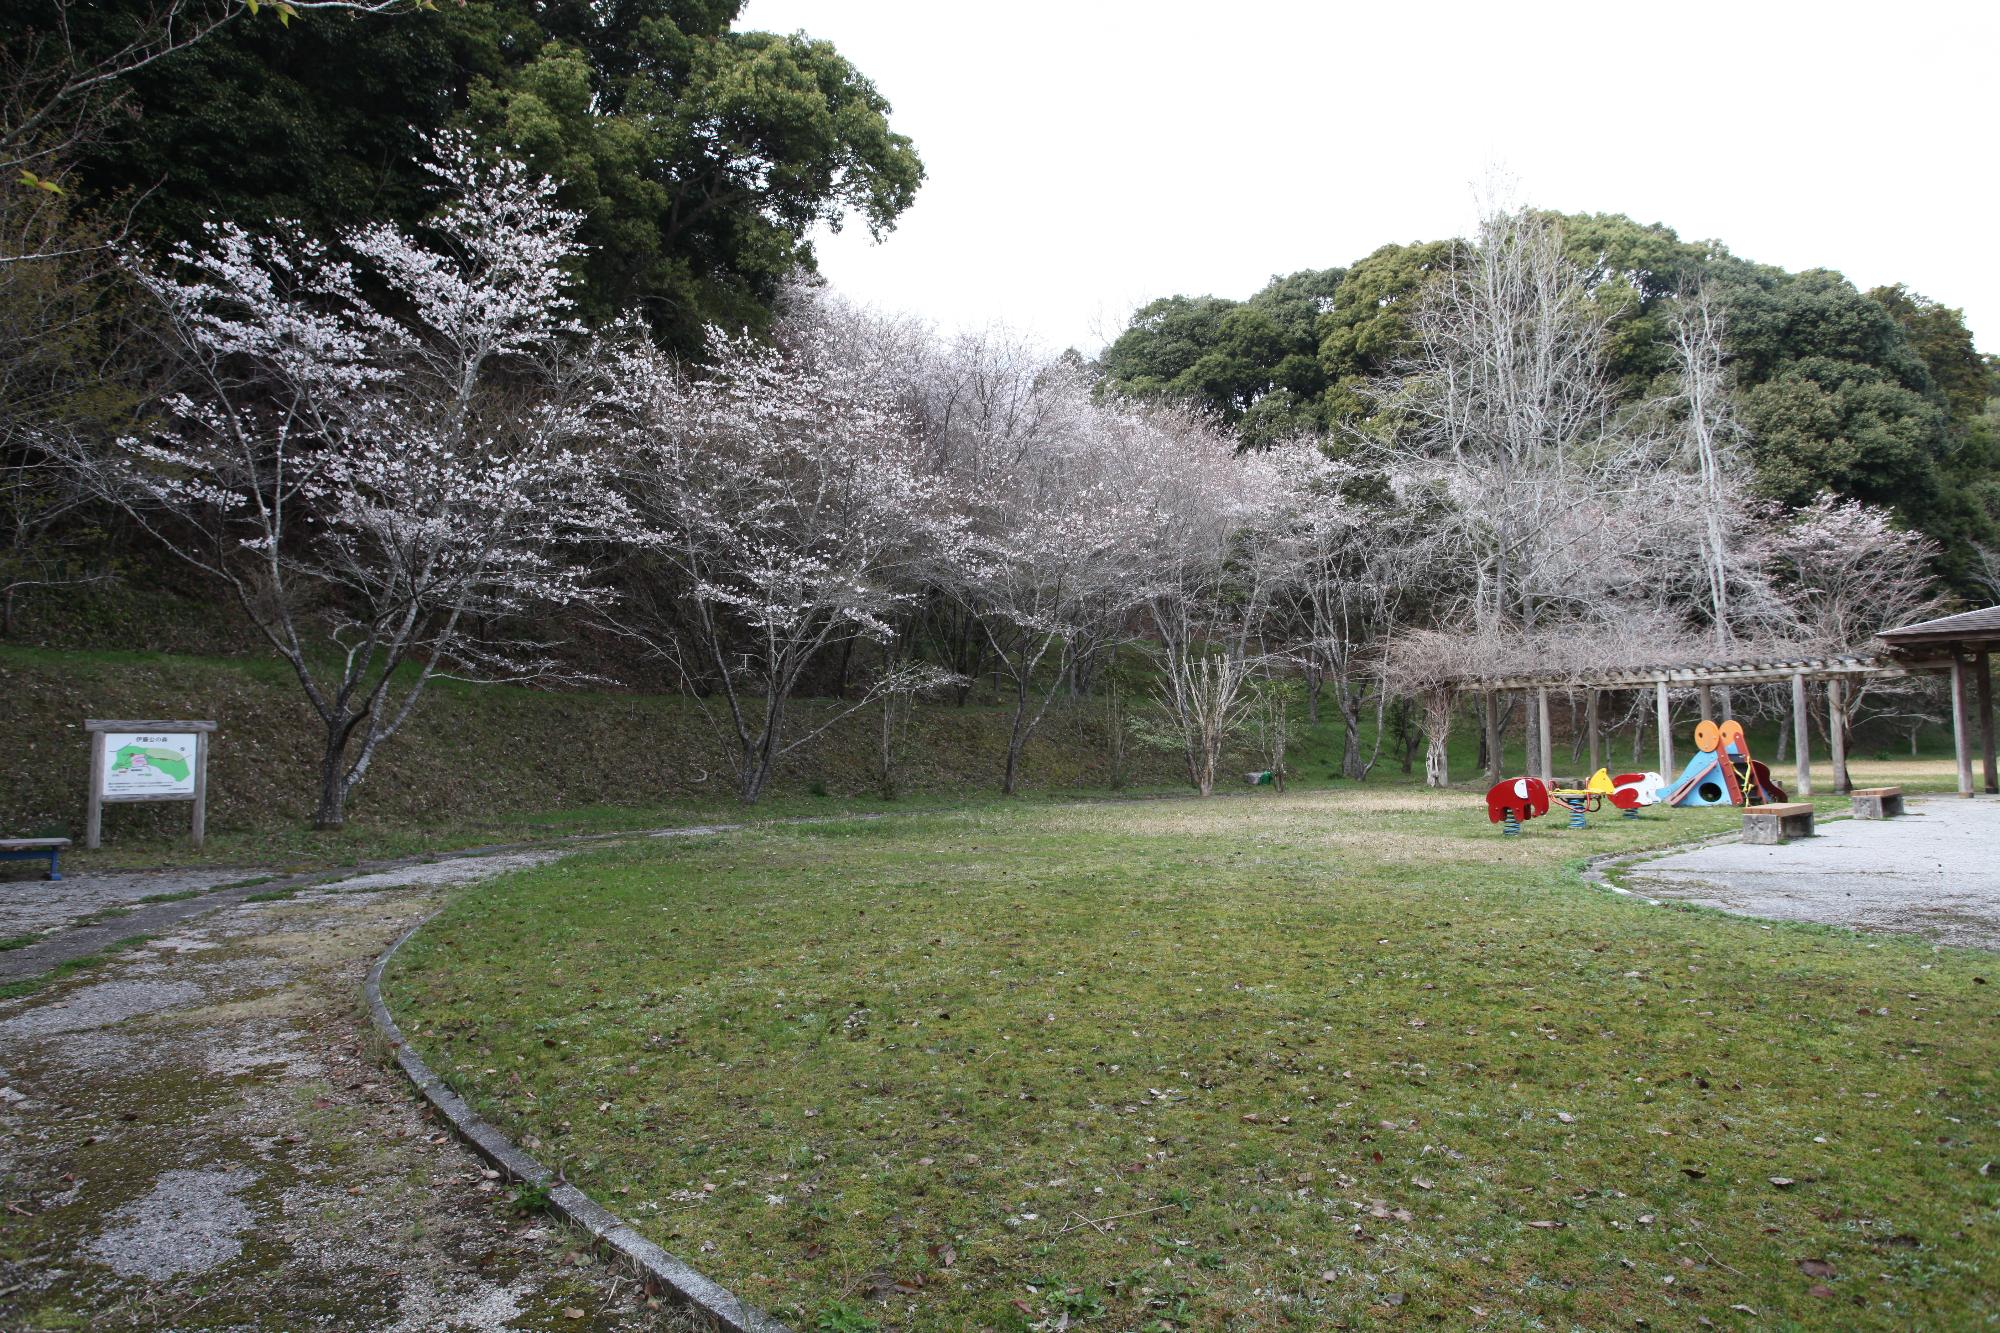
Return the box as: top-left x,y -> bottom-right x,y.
1098,219 -> 2000,591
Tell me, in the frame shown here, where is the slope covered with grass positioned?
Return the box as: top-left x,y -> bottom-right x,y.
0,645 -> 1216,864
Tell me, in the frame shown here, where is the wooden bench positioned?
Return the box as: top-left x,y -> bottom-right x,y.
1849,786 -> 1905,819
0,837 -> 70,881
1741,803 -> 1815,845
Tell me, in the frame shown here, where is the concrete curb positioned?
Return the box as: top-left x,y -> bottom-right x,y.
366,913 -> 794,1333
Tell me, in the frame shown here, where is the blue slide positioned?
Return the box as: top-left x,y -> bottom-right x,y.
1658,747 -> 1736,806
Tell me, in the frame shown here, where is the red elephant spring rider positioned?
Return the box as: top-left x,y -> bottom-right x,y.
1609,769 -> 1666,819
1485,776 -> 1549,836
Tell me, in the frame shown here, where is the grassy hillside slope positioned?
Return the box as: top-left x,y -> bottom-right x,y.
0,646 -> 1235,862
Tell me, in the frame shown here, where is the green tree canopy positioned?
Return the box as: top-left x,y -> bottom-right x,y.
56,0 -> 923,347
1098,269 -> 1343,444
1100,215 -> 2000,587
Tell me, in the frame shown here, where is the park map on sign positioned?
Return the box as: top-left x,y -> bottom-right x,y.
110,743 -> 192,783
99,731 -> 200,797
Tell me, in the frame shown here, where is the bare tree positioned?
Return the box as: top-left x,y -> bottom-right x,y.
59,136 -> 622,829
1378,630 -> 1495,788
1760,495 -> 1945,739
1264,437 -> 1445,778
1362,207 -> 1648,640
1652,287 -> 1792,653
933,356 -> 1158,794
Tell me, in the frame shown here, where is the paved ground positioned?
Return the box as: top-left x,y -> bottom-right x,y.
0,853 -> 698,1331
0,867 -> 262,939
1623,795 -> 2000,949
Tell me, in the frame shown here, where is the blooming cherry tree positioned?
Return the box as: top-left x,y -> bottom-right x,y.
1125,401 -> 1286,795
612,297 -> 957,803
926,345 -> 1160,794
74,136 -> 621,829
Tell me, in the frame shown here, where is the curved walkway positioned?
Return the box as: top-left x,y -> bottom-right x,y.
0,835 -> 727,1330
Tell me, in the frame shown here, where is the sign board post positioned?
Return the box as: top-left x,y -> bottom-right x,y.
84,719 -> 217,850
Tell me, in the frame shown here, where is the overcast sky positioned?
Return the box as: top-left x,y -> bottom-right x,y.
734,0 -> 1997,357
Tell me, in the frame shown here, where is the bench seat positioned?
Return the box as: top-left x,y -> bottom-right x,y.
1741,802 -> 1815,846
1849,786 -> 1905,819
0,837 -> 71,881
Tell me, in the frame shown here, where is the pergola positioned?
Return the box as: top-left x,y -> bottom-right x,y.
1470,605 -> 2000,799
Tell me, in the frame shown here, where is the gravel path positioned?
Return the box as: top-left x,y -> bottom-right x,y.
0,856 -> 693,1330
1621,795 -> 2000,950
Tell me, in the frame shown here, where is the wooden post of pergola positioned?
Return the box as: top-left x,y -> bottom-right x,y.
1536,685 -> 1554,784
1980,650 -> 1997,795
1828,677 -> 1850,794
1586,689 -> 1601,775
1697,683 -> 1714,720
1790,671 -> 1812,798
1483,690 -> 1502,785
1951,653 -> 1974,798
1655,680 -> 1672,782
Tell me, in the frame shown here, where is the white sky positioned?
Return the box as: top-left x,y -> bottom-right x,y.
734,0 -> 1998,358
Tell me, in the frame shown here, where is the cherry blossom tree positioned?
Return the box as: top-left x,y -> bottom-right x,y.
611,297 -> 958,804
1761,494 -> 1945,739
1263,436 -> 1446,779
925,346 -> 1160,794
66,135 -> 622,829
1127,401 -> 1285,796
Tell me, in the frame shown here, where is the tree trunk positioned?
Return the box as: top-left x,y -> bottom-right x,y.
1002,673 -> 1032,796
1337,680 -> 1367,780
1424,733 -> 1448,787
313,728 -> 354,830
878,694 -> 898,799
1105,680 -> 1127,790
835,637 -> 855,699
739,695 -> 784,803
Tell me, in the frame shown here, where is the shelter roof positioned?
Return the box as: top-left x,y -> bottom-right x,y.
1876,604 -> 2000,649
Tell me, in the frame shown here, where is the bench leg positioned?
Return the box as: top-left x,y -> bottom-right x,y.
44,849 -> 61,882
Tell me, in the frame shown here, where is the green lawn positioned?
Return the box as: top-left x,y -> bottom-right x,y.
387,788 -> 1996,1331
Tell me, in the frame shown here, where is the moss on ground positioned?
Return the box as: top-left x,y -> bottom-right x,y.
388,789 -> 1996,1330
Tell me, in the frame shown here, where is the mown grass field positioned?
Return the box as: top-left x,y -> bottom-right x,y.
388,788 -> 1997,1332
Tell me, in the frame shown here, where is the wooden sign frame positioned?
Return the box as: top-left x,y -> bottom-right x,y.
84,719 -> 217,850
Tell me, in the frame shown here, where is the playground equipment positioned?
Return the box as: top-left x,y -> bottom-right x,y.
1479,713 -> 1780,832
1485,776 -> 1549,835
1609,770 -> 1665,819
1659,718 -> 1785,807
1486,767 -> 1665,834
1549,768 -> 1617,827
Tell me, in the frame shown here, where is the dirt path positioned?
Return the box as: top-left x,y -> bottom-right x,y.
0,863 -> 694,1331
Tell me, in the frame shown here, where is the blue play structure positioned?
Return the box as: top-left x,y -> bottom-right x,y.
1657,719 -> 1785,807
